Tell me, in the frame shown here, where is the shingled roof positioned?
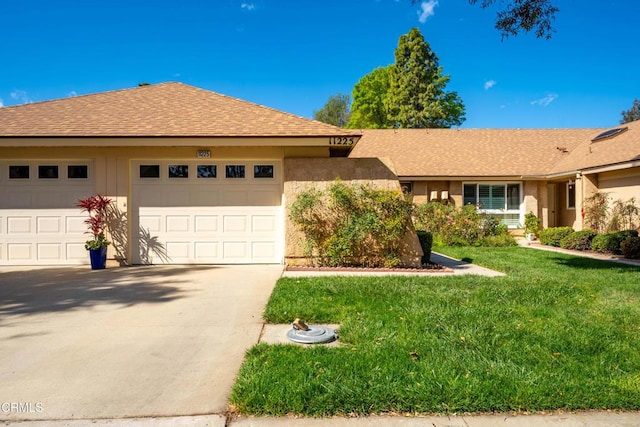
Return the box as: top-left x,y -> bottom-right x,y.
549,120 -> 640,175
350,128 -> 607,178
0,82 -> 356,138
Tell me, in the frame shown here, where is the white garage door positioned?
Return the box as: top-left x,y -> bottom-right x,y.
0,161 -> 95,265
131,160 -> 283,264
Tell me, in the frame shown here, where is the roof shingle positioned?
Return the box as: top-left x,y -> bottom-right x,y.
0,82 -> 356,138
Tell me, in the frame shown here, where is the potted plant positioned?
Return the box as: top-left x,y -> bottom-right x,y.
77,195 -> 112,269
524,211 -> 541,241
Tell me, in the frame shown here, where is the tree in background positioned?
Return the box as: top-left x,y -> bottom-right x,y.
385,28 -> 465,128
410,0 -> 559,39
621,99 -> 640,124
313,93 -> 351,127
347,66 -> 391,129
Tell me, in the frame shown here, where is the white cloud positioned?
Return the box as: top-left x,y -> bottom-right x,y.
417,0 -> 438,23
484,80 -> 496,90
241,3 -> 255,11
67,91 -> 78,98
0,98 -> 3,108
10,89 -> 31,104
531,93 -> 558,107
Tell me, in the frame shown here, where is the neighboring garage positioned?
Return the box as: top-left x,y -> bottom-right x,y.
0,82 -> 361,266
0,160 -> 94,265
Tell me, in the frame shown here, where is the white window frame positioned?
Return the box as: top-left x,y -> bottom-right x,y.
462,182 -> 523,228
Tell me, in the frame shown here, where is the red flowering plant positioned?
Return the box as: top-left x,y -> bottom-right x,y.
77,195 -> 112,250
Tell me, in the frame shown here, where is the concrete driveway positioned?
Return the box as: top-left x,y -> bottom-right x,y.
0,265 -> 282,422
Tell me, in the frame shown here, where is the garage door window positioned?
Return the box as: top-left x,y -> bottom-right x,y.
197,165 -> 216,178
9,165 -> 29,179
254,165 -> 274,178
68,165 -> 88,179
39,165 -> 59,179
140,165 -> 160,178
169,165 -> 188,178
226,165 -> 245,179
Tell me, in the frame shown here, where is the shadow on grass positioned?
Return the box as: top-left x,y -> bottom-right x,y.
0,265 -> 217,319
550,255 -> 640,271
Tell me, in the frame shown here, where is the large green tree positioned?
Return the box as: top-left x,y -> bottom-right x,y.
411,0 -> 559,39
313,93 -> 351,127
385,28 -> 465,128
347,66 -> 391,129
621,99 -> 640,124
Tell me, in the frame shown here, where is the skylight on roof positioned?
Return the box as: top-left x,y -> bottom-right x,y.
591,126 -> 628,142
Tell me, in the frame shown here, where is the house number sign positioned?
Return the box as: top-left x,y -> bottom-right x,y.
197,150 -> 211,158
328,137 -> 356,146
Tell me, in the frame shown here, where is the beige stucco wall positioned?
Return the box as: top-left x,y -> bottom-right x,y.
283,157 -> 422,267
595,167 -> 640,202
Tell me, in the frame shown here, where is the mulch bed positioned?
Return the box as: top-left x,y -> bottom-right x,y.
284,262 -> 452,273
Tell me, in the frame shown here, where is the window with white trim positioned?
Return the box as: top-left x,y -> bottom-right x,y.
463,183 -> 522,228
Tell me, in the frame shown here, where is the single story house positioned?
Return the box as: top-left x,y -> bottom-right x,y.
350,124 -> 640,231
0,82 -> 638,266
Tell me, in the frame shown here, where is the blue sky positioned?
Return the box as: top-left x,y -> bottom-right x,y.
1,0 -> 638,129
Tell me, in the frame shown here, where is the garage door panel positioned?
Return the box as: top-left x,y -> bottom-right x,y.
38,243 -> 62,260
66,216 -> 86,233
67,243 -> 87,260
223,215 -> 248,233
252,215 -> 276,233
37,216 -> 62,233
252,242 -> 276,259
7,217 -> 32,234
7,244 -> 32,261
166,216 -> 190,233
140,215 -> 162,232
195,242 -> 218,260
195,216 -> 218,232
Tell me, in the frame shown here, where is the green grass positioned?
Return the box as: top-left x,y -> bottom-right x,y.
230,246 -> 640,416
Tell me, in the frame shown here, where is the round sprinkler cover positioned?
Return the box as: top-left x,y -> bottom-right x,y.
286,325 -> 337,344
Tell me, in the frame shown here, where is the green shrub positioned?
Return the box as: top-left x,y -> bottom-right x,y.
591,230 -> 639,254
560,229 -> 598,251
289,180 -> 414,268
539,227 -> 574,247
478,234 -> 518,247
621,236 -> 640,259
413,202 -> 513,247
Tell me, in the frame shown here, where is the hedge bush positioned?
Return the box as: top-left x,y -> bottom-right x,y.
539,227 -> 574,247
560,229 -> 598,251
289,180 -> 414,268
413,202 -> 515,247
591,230 -> 639,254
416,230 -> 433,264
621,236 -> 640,259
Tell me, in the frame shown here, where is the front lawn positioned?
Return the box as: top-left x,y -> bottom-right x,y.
230,246 -> 640,416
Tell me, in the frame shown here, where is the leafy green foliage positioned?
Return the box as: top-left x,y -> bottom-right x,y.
523,211 -> 541,236
232,247 -> 640,416
313,93 -> 351,127
289,181 -> 414,267
583,192 -> 610,233
539,226 -> 574,247
385,28 -> 465,128
413,202 -> 515,247
559,230 -> 597,251
592,230 -> 639,254
416,230 -> 433,263
621,236 -> 640,259
621,98 -> 640,124
347,66 -> 391,129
